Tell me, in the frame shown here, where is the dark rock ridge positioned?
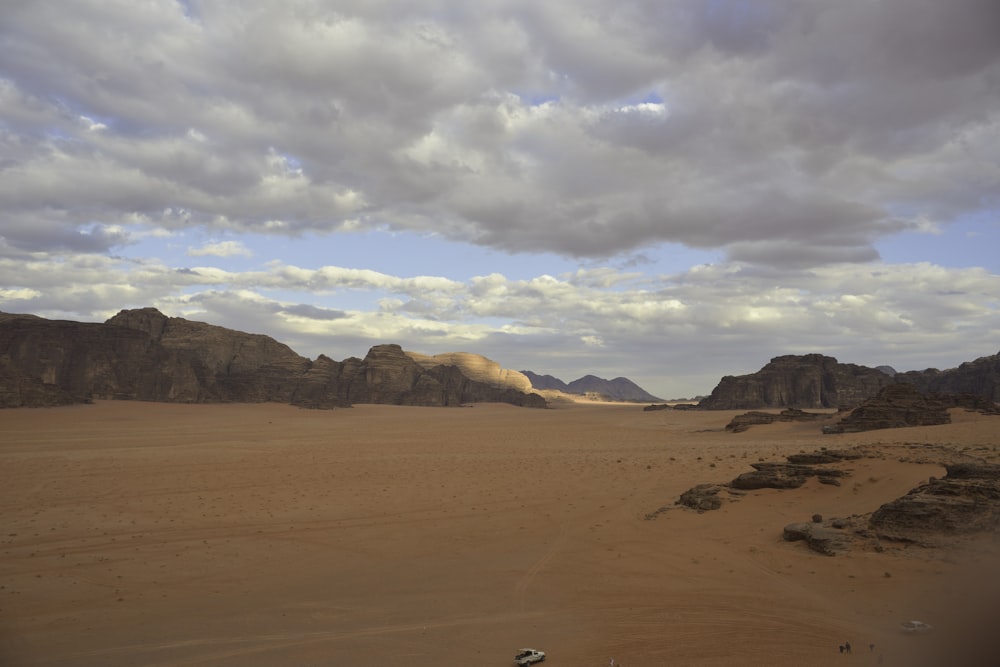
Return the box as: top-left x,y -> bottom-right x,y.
698,354 -> 894,410
894,350 -> 1000,402
669,448 -> 858,515
870,462 -> 1000,542
699,352 -> 1000,411
724,408 -> 830,433
644,402 -> 698,411
672,442 -> 1000,554
521,370 -> 661,402
730,461 -> 849,490
823,383 -> 999,434
0,308 -> 546,409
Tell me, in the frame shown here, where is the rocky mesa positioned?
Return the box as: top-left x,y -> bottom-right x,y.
698,351 -> 1000,411
0,308 -> 546,409
698,354 -> 894,410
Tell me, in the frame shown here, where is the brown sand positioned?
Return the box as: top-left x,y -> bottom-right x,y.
1,400 -> 998,666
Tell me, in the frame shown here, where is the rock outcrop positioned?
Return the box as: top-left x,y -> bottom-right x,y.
408,351 -> 533,393
724,408 -> 829,432
730,462 -> 849,490
894,351 -> 1000,402
677,484 -> 726,511
670,448 -> 855,515
698,354 -> 894,410
869,462 -> 1000,541
823,383 -> 999,434
782,520 -> 853,556
0,309 -> 546,409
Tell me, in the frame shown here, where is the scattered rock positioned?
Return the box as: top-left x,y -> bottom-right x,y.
786,450 -> 863,464
782,521 -> 851,556
730,462 -> 848,490
725,408 -> 829,433
677,484 -> 724,511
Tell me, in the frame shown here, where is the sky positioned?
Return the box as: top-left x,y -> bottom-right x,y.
1,0 -> 999,399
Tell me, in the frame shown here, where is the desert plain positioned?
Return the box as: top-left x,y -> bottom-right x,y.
2,399 -> 999,666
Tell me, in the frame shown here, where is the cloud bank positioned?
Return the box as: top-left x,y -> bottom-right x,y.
1,0 -> 998,396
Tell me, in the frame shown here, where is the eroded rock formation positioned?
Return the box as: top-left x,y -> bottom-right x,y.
870,462 -> 1000,541
408,351 -> 534,393
823,383 -> 998,434
698,354 -> 894,410
0,309 -> 546,409
724,408 -> 829,432
895,351 -> 1000,402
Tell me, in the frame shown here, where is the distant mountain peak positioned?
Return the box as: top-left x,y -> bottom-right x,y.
521,370 -> 661,402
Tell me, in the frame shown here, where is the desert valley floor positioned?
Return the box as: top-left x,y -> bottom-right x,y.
2,400 -> 999,666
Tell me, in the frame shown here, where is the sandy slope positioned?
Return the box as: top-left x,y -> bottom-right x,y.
1,401 -> 998,666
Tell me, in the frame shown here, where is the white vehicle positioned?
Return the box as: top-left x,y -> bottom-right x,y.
514,648 -> 546,665
901,620 -> 933,634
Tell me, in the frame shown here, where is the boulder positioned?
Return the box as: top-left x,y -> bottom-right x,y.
783,521 -> 851,556
677,484 -> 725,511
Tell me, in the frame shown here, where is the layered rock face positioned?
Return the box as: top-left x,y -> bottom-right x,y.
894,351 -> 1000,402
0,309 -> 545,409
824,383 -> 999,434
870,462 -> 1000,540
698,354 -> 895,410
724,408 -> 829,432
407,351 -> 534,393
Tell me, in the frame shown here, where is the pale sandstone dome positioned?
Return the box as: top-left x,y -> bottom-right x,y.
405,350 -> 533,393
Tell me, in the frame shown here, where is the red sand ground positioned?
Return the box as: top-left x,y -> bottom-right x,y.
1,400 -> 998,666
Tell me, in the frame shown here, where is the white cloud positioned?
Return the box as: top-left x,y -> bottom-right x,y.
187,241 -> 253,258
0,0 -> 995,265
1,251 -> 997,397
1,0 -> 998,397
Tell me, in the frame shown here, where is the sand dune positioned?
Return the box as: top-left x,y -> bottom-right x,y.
1,401 -> 998,666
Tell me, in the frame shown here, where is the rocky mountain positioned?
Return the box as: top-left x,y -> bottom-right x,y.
0,308 -> 546,409
520,371 -> 568,392
698,351 -> 1000,411
894,350 -> 1000,402
520,370 -> 661,402
697,354 -> 895,410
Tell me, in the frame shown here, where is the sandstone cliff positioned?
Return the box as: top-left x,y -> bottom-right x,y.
894,350 -> 1000,402
698,354 -> 894,410
822,383 -> 999,434
406,351 -> 534,393
0,309 -> 545,409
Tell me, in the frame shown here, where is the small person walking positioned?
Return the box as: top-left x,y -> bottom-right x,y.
845,641 -> 852,654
